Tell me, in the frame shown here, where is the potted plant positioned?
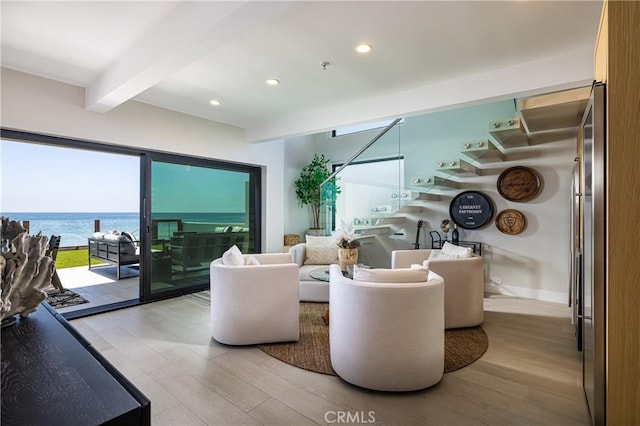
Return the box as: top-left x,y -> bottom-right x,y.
333,220 -> 361,271
294,154 -> 340,234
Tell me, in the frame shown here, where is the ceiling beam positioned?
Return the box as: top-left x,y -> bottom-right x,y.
85,1 -> 293,113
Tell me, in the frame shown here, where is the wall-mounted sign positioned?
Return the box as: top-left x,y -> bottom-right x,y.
449,191 -> 494,229
495,209 -> 527,235
497,166 -> 542,202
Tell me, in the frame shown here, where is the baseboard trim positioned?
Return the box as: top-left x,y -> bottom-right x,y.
484,283 -> 567,304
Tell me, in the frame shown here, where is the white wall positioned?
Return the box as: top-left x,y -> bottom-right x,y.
0,68 -> 285,253
286,100 -> 576,303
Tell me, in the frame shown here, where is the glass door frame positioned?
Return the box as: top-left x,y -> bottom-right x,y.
1,128 -> 263,310
140,151 -> 262,302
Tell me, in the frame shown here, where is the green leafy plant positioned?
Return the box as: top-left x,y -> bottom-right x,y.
294,154 -> 340,230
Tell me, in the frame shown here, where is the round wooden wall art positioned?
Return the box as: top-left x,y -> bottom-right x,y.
497,166 -> 541,202
449,191 -> 494,230
495,209 -> 526,235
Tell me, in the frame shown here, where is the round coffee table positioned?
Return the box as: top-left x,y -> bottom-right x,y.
309,266 -> 330,282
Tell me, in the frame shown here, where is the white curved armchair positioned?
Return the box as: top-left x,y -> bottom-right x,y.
392,249 -> 484,329
329,264 -> 444,391
210,253 -> 300,345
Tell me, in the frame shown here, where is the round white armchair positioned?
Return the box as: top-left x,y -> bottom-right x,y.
328,264 -> 445,391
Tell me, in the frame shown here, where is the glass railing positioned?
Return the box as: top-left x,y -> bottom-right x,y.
320,98 -> 521,246
320,119 -> 462,236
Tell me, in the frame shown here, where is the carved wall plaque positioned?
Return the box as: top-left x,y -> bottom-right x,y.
495,209 -> 527,235
497,166 -> 541,202
449,191 -> 494,230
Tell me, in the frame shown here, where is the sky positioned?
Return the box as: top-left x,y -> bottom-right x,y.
1,139 -> 250,214
1,140 -> 139,212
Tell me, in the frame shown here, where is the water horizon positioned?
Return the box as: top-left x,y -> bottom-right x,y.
2,212 -> 245,247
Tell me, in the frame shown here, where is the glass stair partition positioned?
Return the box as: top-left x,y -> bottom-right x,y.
319,119 -> 459,245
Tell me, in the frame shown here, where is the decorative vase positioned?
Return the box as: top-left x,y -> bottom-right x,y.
338,248 -> 358,271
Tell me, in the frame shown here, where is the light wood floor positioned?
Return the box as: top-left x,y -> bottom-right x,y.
71,295 -> 590,425
55,265 -> 139,313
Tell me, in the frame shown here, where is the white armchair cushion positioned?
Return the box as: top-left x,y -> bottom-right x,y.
304,245 -> 338,265
305,235 -> 335,247
441,241 -> 473,258
222,245 -> 244,265
411,264 -> 429,272
244,255 -> 261,265
392,249 -> 484,329
329,264 -> 445,391
353,265 -> 429,283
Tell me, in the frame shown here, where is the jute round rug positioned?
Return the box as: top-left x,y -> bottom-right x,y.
258,302 -> 488,375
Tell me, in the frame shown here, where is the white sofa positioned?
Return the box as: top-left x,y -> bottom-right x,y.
392,248 -> 484,329
210,252 -> 300,345
329,264 -> 444,391
289,242 -> 335,302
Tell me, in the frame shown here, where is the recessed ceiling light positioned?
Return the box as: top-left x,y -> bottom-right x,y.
265,78 -> 280,86
355,43 -> 373,54
209,99 -> 221,106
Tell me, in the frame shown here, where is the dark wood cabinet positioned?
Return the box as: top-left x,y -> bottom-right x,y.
1,303 -> 150,425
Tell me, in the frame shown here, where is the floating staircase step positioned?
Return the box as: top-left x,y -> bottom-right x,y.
432,176 -> 460,189
435,158 -> 480,176
353,225 -> 393,236
460,140 -> 505,163
369,205 -> 393,215
390,191 -> 413,202
409,177 -> 435,189
518,86 -> 590,133
414,192 -> 441,202
410,176 -> 459,190
377,216 -> 406,225
489,118 -> 530,149
398,205 -> 424,214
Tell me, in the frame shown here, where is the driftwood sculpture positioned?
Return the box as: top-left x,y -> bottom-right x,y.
1,217 -> 56,322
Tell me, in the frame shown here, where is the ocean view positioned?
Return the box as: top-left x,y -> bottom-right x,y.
3,212 -> 245,247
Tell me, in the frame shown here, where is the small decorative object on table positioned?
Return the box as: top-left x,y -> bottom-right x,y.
1,217 -> 59,326
333,220 -> 361,271
440,219 -> 451,241
452,224 -> 459,244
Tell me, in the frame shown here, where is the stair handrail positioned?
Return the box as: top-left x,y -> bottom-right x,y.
319,118 -> 402,187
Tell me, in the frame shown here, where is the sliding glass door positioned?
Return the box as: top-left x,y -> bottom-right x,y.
143,155 -> 260,300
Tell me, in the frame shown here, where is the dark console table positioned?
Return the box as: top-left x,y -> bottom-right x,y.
1,302 -> 150,425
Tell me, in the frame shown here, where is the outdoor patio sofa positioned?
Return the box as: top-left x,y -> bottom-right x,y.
88,231 -> 139,280
169,227 -> 249,273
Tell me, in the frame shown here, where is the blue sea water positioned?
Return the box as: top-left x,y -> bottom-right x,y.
2,212 -> 245,247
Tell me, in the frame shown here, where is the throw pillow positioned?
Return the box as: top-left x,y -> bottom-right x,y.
245,256 -> 261,266
117,233 -> 137,255
427,250 -> 458,261
304,245 -> 338,265
222,245 -> 244,266
92,232 -> 105,239
353,265 -> 429,283
441,241 -> 473,258
305,235 -> 335,247
411,263 -> 429,274
103,232 -> 120,241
